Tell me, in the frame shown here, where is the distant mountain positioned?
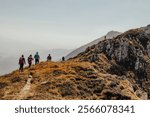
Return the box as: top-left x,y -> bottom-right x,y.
65,31 -> 121,60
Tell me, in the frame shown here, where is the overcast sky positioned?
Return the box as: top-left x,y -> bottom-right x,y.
0,0 -> 150,49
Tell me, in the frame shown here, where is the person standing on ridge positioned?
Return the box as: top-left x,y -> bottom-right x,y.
28,55 -> 33,67
47,54 -> 52,61
34,52 -> 40,64
62,56 -> 65,61
19,55 -> 26,72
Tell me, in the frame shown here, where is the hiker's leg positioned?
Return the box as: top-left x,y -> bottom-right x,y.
29,64 -> 30,67
21,64 -> 24,72
19,64 -> 21,72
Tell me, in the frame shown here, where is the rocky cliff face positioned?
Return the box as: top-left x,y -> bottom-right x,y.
0,26 -> 150,100
74,25 -> 150,99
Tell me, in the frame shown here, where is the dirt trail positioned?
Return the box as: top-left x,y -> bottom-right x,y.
14,75 -> 33,100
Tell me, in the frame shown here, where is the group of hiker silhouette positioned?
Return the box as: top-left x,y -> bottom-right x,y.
18,52 -> 65,72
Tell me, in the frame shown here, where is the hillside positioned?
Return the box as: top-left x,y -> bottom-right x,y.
0,25 -> 150,100
0,59 -> 141,100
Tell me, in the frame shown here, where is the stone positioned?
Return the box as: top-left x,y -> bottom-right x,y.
0,83 -> 7,89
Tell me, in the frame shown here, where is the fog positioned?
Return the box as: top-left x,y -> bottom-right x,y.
0,37 -> 72,75
0,0 -> 150,75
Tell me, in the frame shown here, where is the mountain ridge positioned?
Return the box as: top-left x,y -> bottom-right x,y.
65,31 -> 121,60
0,25 -> 150,100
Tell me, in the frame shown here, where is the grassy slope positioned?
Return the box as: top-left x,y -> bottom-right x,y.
0,58 -> 140,100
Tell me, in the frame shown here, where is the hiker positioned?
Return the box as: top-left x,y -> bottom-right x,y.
28,55 -> 33,67
19,55 -> 26,72
34,52 -> 40,64
62,56 -> 65,61
47,54 -> 52,61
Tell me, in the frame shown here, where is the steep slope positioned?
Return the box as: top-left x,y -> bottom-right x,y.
65,31 -> 121,60
0,25 -> 150,100
0,60 -> 140,100
73,25 -> 150,99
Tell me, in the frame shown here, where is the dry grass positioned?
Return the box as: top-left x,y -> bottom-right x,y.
0,58 -> 141,100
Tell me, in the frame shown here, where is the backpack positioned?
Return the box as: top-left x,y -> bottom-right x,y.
19,57 -> 24,64
48,55 -> 51,60
34,54 -> 39,60
28,57 -> 32,63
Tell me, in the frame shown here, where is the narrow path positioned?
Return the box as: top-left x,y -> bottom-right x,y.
15,75 -> 33,100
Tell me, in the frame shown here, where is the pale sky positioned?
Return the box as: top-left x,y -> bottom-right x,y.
0,0 -> 150,49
